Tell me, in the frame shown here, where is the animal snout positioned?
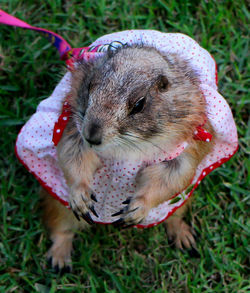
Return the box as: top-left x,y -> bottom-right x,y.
84,121 -> 102,145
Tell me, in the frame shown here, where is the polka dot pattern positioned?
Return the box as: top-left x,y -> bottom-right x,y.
91,143 -> 188,222
91,30 -> 218,89
16,72 -> 72,205
15,31 -> 238,228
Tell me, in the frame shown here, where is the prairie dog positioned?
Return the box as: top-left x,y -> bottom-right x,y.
43,45 -> 214,272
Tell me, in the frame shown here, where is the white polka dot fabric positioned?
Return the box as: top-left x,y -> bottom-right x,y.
15,30 -> 238,228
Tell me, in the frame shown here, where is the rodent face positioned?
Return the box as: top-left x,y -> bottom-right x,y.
69,46 -> 206,159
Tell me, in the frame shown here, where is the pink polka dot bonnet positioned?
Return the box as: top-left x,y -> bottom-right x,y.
1,10 -> 238,228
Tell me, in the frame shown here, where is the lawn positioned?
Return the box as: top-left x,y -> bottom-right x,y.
0,0 -> 249,292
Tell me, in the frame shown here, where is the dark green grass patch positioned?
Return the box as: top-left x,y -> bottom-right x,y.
0,0 -> 249,292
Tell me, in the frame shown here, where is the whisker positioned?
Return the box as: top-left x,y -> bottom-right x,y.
117,135 -> 144,154
123,132 -> 167,153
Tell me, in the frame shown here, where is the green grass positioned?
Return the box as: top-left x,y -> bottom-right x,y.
0,0 -> 249,292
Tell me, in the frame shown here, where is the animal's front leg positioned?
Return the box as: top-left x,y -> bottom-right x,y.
66,149 -> 101,223
113,151 -> 197,227
57,130 -> 102,223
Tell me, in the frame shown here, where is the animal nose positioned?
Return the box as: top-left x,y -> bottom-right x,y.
84,122 -> 102,145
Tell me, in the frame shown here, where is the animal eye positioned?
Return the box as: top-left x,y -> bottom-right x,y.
158,75 -> 169,92
129,97 -> 146,115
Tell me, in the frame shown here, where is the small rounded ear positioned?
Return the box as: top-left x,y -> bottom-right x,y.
157,75 -> 169,92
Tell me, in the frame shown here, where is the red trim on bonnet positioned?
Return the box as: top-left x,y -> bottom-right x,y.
211,54 -> 218,86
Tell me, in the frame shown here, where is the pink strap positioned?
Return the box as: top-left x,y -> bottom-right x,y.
0,9 -> 72,59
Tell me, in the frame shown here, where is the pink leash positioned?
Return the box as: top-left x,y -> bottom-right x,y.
0,9 -> 102,69
0,9 -> 72,60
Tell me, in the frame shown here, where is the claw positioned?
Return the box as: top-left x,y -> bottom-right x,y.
113,218 -> 125,227
187,247 -> 200,258
71,199 -> 83,222
91,193 -> 98,202
47,257 -> 52,268
81,212 -> 94,224
168,236 -> 175,246
111,209 -> 124,217
122,198 -> 131,205
72,209 -> 80,221
89,205 -> 98,218
60,265 -> 72,275
54,265 -> 60,274
126,207 -> 139,214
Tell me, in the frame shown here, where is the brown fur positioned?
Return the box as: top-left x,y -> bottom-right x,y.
165,200 -> 196,250
43,45 -> 215,271
41,188 -> 88,270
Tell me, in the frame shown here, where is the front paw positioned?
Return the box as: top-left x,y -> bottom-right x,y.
112,196 -> 149,228
69,185 -> 98,224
